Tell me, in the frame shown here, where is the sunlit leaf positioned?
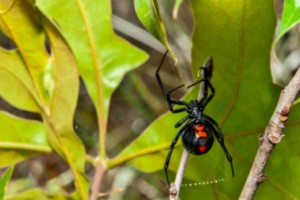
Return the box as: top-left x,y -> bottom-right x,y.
0,111 -> 50,167
0,166 -> 14,199
0,0 -> 51,107
275,0 -> 300,42
35,0 -> 148,159
42,20 -> 89,199
0,1 -> 88,198
172,0 -> 184,19
271,0 -> 300,86
134,0 -> 176,60
0,49 -> 40,112
4,188 -> 74,200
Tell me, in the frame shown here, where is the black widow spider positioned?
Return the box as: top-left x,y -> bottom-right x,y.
155,52 -> 234,187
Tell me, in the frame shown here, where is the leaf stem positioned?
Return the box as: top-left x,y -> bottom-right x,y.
89,143 -> 177,199
239,66 -> 300,199
79,0 -> 108,197
0,142 -> 51,153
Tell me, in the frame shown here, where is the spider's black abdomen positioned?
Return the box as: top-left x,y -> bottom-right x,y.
182,124 -> 214,155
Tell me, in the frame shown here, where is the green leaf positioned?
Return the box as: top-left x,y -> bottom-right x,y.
35,0 -> 148,159
173,0 -> 184,19
0,0 -> 51,107
0,166 -> 14,199
0,1 -> 88,198
42,20 -> 89,199
0,111 -> 50,167
112,0 -> 300,199
107,112 -> 184,171
0,49 -> 40,112
4,188 -> 74,200
134,0 -> 176,60
184,2 -> 280,198
271,0 -> 300,86
275,0 -> 300,42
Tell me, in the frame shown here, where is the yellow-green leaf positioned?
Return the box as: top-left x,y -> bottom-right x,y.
42,19 -> 89,199
0,49 -> 40,112
35,0 -> 148,159
0,0 -> 50,107
134,0 -> 176,60
0,1 -> 88,198
0,166 -> 14,199
4,188 -> 73,200
0,111 -> 51,167
173,0 -> 184,19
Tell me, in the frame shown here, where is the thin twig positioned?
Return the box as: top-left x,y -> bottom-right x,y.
90,162 -> 105,200
239,66 -> 300,199
169,149 -> 189,200
169,57 -> 213,200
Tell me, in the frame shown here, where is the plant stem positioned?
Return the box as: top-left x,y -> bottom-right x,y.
169,150 -> 189,200
90,161 -> 105,200
239,66 -> 300,199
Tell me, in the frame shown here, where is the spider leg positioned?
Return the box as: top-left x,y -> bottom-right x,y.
175,115 -> 190,128
155,52 -> 188,112
188,65 -> 210,89
164,123 -> 190,187
204,115 -> 234,177
187,79 -> 215,107
186,79 -> 206,89
202,80 -> 215,107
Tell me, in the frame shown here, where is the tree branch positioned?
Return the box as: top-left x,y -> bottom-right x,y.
239,66 -> 300,199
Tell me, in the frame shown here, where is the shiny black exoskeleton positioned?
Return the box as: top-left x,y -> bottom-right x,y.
155,52 -> 234,187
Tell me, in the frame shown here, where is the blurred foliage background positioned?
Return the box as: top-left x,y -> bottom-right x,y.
1,0 -> 300,199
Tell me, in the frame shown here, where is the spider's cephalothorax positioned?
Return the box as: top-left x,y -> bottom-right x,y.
155,52 -> 234,187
